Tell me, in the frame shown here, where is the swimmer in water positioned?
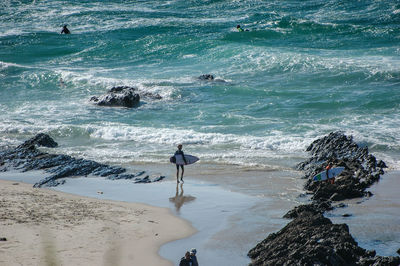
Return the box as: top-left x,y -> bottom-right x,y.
61,25 -> 70,34
236,24 -> 249,32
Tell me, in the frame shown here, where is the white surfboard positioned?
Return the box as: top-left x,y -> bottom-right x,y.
171,154 -> 199,165
313,167 -> 345,182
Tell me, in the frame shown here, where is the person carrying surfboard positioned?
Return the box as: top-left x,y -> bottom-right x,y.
326,162 -> 335,184
175,144 -> 187,183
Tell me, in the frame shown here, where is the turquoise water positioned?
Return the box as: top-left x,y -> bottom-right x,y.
1,0 -> 400,169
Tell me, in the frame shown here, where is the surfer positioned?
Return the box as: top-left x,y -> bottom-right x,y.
175,144 -> 187,183
236,25 -> 249,32
61,25 -> 70,34
326,162 -> 334,184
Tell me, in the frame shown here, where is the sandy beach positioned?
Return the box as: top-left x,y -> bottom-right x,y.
0,179 -> 195,266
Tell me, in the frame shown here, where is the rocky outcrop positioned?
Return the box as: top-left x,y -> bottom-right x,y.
90,86 -> 162,108
298,131 -> 386,202
197,74 -> 226,82
198,74 -> 215,81
18,133 -> 58,149
90,86 -> 140,108
248,211 -> 399,266
248,132 -> 399,265
283,201 -> 333,219
0,134 -> 165,187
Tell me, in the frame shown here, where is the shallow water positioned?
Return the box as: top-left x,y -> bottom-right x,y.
2,167 -> 398,263
0,167 -> 305,265
327,170 -> 400,257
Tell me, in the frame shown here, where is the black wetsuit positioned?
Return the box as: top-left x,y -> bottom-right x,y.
61,26 -> 70,34
179,257 -> 192,266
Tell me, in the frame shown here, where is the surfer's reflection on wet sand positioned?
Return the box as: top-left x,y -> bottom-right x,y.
169,183 -> 196,213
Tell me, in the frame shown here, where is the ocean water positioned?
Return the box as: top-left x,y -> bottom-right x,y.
1,0 -> 400,170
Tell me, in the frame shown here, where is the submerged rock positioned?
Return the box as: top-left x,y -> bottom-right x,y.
198,74 -> 215,80
197,74 -> 226,82
0,134 -> 165,187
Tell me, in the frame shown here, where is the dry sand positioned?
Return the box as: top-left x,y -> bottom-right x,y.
0,179 -> 195,266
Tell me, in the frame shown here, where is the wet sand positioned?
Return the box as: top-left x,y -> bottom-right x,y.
1,164 -> 398,265
0,179 -> 195,266
0,166 -> 305,265
327,170 -> 400,256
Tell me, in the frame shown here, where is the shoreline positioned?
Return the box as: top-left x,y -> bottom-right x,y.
0,179 -> 195,266
1,134 -> 399,264
0,166 -> 299,265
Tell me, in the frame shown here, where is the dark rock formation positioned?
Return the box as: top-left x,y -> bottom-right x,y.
248,211 -> 399,266
18,133 -> 58,149
283,201 -> 333,219
298,131 -> 386,202
198,74 -> 215,80
90,86 -> 162,108
0,134 -> 165,187
110,86 -> 162,100
197,74 -> 226,82
90,86 -> 140,108
248,132 -> 399,265
140,91 -> 162,100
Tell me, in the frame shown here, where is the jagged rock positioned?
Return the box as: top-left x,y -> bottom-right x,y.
90,86 -> 162,107
198,74 -> 214,80
0,134 -> 165,187
197,74 -> 226,82
248,211 -> 400,266
140,91 -> 162,100
249,132 -> 398,265
90,86 -> 140,108
110,86 -> 162,100
283,201 -> 333,219
297,132 -> 386,202
18,133 -> 58,149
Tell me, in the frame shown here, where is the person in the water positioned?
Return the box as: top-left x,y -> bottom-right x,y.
61,25 -> 70,34
236,25 -> 248,32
